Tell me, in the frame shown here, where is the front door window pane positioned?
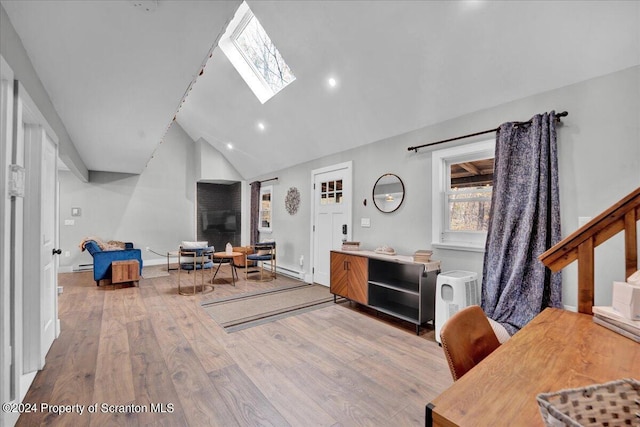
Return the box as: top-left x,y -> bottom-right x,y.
319,179 -> 343,205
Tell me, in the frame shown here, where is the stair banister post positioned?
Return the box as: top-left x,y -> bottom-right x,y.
577,237 -> 595,315
624,210 -> 638,279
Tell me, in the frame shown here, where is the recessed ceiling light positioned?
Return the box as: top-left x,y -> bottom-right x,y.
328,77 -> 337,88
226,143 -> 233,150
257,122 -> 266,131
460,0 -> 484,11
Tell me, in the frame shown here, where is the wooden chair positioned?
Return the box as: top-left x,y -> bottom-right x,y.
440,305 -> 501,381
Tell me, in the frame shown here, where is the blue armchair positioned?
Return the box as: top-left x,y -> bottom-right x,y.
83,240 -> 143,285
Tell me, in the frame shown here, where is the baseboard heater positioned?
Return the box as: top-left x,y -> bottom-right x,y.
74,263 -> 93,272
264,263 -> 304,280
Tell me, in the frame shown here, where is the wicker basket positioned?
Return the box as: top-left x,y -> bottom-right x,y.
536,378 -> 640,427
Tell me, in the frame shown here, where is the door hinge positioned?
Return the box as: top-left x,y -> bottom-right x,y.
312,267 -> 314,274
313,225 -> 315,232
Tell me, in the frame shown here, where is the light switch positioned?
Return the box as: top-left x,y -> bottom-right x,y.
361,218 -> 371,228
64,219 -> 75,226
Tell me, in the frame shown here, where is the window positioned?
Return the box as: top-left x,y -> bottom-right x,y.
258,185 -> 273,233
432,140 -> 495,251
219,2 -> 296,104
319,179 -> 343,205
447,159 -> 493,232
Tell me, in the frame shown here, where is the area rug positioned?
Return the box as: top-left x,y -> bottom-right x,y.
142,265 -> 170,279
201,283 -> 337,332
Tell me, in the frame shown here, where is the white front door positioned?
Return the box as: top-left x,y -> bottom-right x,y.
311,162 -> 352,286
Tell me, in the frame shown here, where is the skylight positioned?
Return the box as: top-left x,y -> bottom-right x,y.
219,2 -> 296,104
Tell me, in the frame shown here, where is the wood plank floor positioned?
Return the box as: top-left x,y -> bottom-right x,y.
17,265 -> 452,427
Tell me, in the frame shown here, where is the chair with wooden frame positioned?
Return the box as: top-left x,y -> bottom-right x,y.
439,305 -> 501,381
245,241 -> 276,281
177,242 -> 215,295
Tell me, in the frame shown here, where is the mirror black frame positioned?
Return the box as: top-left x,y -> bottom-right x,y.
372,173 -> 405,213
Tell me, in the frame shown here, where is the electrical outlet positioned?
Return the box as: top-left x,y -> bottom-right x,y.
64,219 -> 74,226
64,251 -> 70,257
146,246 -> 150,251
299,255 -> 304,266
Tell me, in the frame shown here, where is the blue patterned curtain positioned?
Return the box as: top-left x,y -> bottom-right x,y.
481,111 -> 562,335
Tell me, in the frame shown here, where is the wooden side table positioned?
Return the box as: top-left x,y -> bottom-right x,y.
166,250 -> 179,271
211,252 -> 241,286
111,260 -> 140,286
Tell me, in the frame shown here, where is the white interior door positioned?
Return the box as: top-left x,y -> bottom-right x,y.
40,134 -> 58,358
23,126 -> 58,374
20,81 -> 59,383
311,162 -> 352,286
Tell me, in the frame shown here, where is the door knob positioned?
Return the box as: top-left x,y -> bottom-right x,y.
52,248 -> 62,255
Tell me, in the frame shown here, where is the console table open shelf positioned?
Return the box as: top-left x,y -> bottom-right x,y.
330,250 -> 439,334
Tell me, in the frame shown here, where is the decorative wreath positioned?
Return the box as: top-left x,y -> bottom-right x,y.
285,187 -> 300,215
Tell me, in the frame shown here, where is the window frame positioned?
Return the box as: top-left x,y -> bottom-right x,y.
218,1 -> 295,104
258,185 -> 273,233
431,139 -> 495,252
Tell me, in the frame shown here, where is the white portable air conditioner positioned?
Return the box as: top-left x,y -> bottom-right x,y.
435,270 -> 480,343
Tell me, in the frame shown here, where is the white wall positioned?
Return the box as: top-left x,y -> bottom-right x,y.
52,66 -> 640,308
58,122 -> 198,270
0,4 -> 87,182
249,66 -> 640,308
195,138 -> 244,183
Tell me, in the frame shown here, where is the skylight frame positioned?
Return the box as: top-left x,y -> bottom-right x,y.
218,2 -> 296,104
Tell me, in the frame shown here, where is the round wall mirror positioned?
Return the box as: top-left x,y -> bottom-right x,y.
373,173 -> 405,213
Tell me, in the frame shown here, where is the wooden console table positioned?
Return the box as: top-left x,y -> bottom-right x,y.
330,250 -> 440,334
426,308 -> 640,426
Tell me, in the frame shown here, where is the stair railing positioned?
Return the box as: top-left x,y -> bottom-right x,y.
539,186 -> 640,314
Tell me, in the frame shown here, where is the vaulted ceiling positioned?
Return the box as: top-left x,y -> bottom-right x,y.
3,1 -> 639,179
